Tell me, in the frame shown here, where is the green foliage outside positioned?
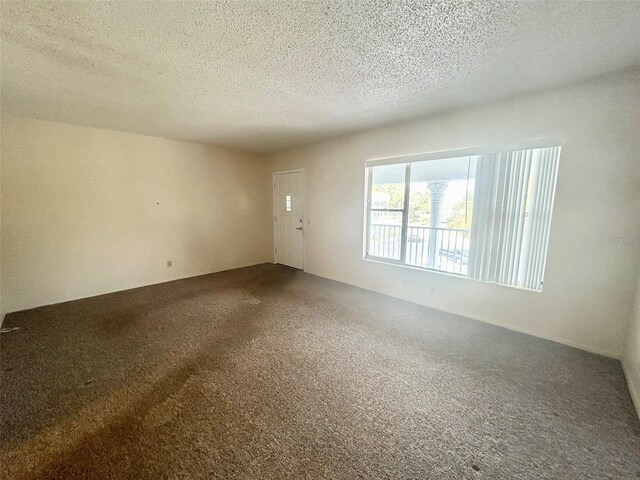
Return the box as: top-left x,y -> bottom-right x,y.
408,191 -> 431,225
373,183 -> 472,231
372,183 -> 431,225
446,198 -> 473,231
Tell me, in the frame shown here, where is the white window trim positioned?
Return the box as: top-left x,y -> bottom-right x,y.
365,137 -> 563,167
362,255 -> 544,294
362,138 -> 563,292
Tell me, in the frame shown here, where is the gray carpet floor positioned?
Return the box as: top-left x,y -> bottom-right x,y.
1,263 -> 639,479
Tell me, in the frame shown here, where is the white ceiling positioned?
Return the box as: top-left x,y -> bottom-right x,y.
2,1 -> 639,153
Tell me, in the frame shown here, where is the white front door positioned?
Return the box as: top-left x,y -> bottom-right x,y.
274,171 -> 304,269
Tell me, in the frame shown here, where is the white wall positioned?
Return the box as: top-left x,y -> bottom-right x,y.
623,245 -> 640,418
0,117 -> 272,314
267,68 -> 640,359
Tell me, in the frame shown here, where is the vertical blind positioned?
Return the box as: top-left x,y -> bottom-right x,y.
467,146 -> 561,290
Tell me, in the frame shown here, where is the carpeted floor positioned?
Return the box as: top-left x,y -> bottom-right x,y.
1,263 -> 639,479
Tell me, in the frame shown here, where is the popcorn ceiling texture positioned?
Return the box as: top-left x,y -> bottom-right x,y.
1,1 -> 640,152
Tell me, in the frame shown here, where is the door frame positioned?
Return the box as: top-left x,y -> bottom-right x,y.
272,169 -> 305,271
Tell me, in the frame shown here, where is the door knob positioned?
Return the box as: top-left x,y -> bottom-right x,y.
296,226 -> 303,231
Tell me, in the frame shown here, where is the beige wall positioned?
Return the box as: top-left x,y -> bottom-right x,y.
0,119 -> 3,323
0,117 -> 272,314
1,70 -> 639,364
267,68 -> 640,359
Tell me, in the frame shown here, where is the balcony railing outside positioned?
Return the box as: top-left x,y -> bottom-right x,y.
368,224 -> 470,274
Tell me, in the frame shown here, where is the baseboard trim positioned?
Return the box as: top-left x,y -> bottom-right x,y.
5,261 -> 622,361
2,261 -> 272,317
622,360 -> 640,420
436,307 -> 620,360
303,268 -> 619,360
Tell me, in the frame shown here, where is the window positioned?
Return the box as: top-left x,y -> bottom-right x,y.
285,195 -> 292,212
364,142 -> 561,291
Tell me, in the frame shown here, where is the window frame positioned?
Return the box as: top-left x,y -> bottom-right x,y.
362,138 -> 563,288
365,163 -> 412,265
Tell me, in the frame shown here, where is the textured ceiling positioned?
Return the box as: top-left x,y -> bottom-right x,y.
2,1 -> 640,153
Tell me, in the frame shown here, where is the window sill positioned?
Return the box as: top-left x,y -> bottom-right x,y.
361,256 -> 543,294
